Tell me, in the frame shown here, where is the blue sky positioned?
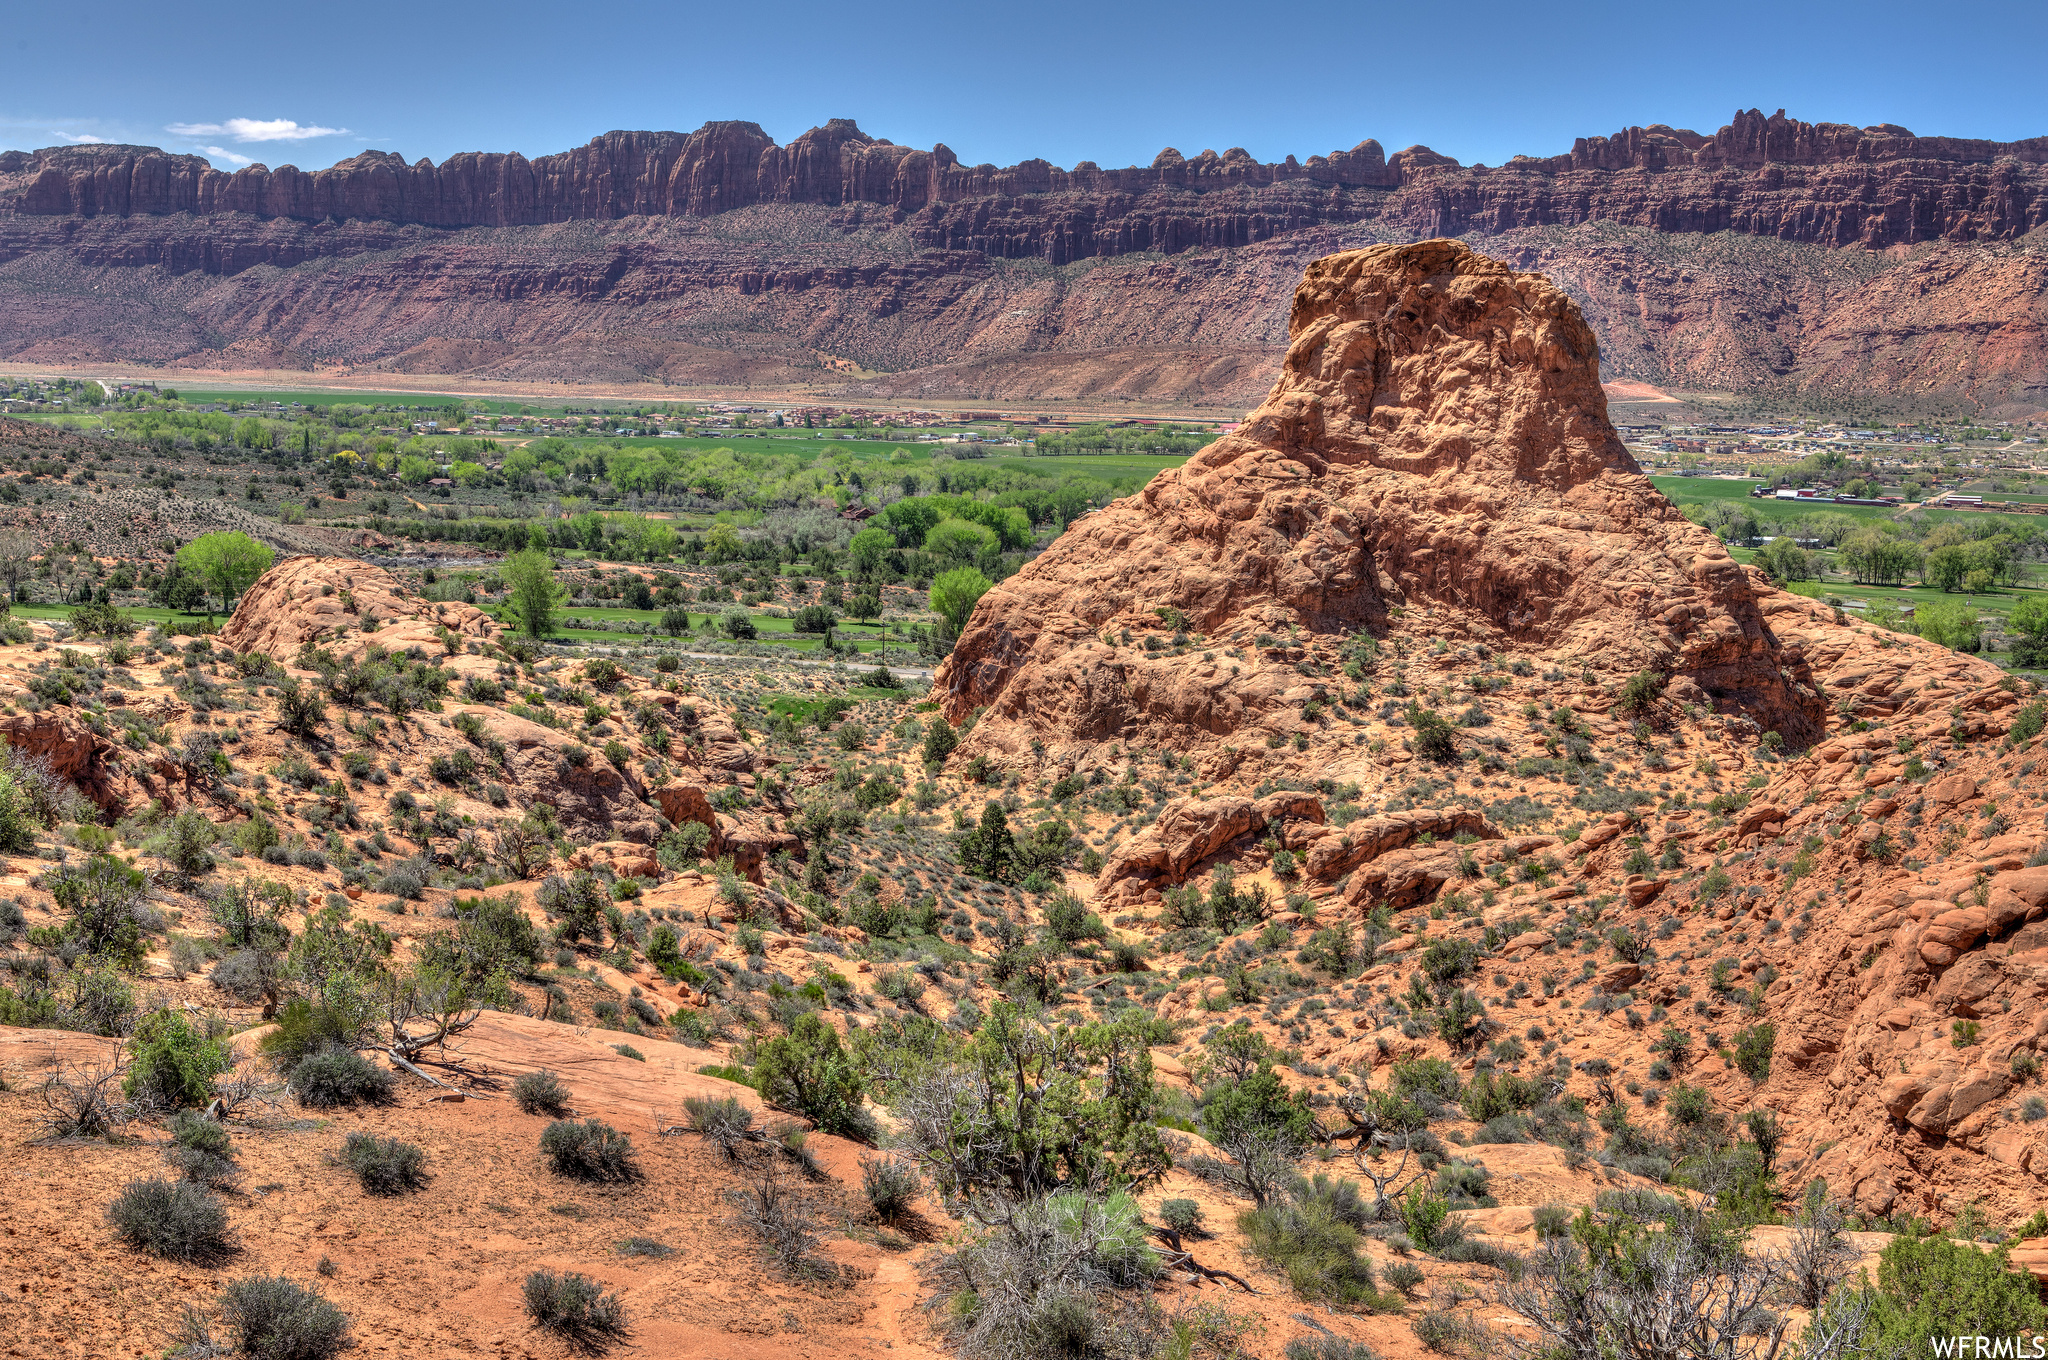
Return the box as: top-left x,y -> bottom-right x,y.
6,0 -> 2045,174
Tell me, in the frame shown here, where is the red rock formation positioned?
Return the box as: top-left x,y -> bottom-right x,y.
219,556 -> 499,661
6,110 -> 2044,250
4,110 -> 2046,404
937,239 -> 1825,771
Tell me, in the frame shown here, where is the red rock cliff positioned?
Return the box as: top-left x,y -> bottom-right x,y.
4,109 -> 2044,259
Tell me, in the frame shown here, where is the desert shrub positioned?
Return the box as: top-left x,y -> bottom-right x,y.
541,1118 -> 640,1182
524,1268 -> 631,1351
107,1178 -> 231,1260
341,1132 -> 428,1195
170,1109 -> 233,1157
1400,1183 -> 1455,1253
375,856 -> 433,900
259,1000 -> 360,1070
513,1068 -> 571,1116
860,1153 -> 923,1221
1239,1193 -> 1386,1306
218,1275 -> 352,1360
0,744 -> 91,845
290,1047 -> 394,1108
210,948 -> 284,1010
1383,1258 -> 1426,1297
683,1094 -> 758,1161
939,1190 -> 1160,1360
1411,1307 -> 1488,1354
538,871 -> 611,944
51,851 -> 154,965
125,1007 -> 233,1111
752,1012 -> 867,1137
1461,1069 -> 1539,1124
1732,1022 -> 1776,1082
148,808 -> 219,882
1825,1226 -> 2048,1351
1436,1159 -> 1493,1205
657,820 -> 713,870
1285,1338 -> 1381,1360
165,1111 -> 238,1186
616,1236 -> 674,1258
728,1161 -> 837,1279
34,1061 -> 132,1138
1159,1197 -> 1204,1236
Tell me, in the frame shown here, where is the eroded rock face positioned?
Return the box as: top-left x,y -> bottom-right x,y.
939,239 -> 1823,771
219,556 -> 500,660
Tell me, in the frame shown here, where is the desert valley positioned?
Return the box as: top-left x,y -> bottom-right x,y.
2,81 -> 2048,1360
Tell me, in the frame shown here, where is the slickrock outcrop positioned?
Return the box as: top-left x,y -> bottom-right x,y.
939,239 -> 1826,768
219,556 -> 500,660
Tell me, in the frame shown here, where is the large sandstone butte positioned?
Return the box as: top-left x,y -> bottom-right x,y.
938,239 -> 1823,766
2,110 -> 2045,406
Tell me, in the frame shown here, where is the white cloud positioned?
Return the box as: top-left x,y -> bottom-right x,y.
167,117 -> 348,143
199,145 -> 253,166
54,132 -> 108,144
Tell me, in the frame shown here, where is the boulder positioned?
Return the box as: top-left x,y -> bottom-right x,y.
1095,792 -> 1326,905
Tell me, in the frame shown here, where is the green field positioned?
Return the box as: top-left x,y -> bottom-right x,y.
519,433 -> 1192,477
10,602 -> 200,628
169,389 -> 471,409
11,599 -> 913,657
1725,545 -> 2047,630
1647,477 -> 1982,528
516,604 -> 907,655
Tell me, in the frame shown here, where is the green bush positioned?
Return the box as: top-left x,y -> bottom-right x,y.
1460,1069 -> 1539,1123
260,1000 -> 358,1070
165,1111 -> 238,1186
2011,699 -> 2048,744
125,1007 -> 232,1110
146,808 -> 219,882
1407,703 -> 1459,762
1617,670 -> 1666,715
1390,1057 -> 1461,1104
859,1154 -> 922,1221
51,853 -> 151,967
1400,1182 -> 1453,1252
290,1048 -> 394,1108
107,1178 -> 231,1260
1285,1337 -> 1379,1360
1732,1023 -> 1776,1083
1383,1258 -> 1426,1296
1239,1195 -> 1387,1306
513,1069 -> 571,1116
1159,1197 -> 1204,1235
1828,1229 -> 2048,1352
540,1118 -> 640,1182
524,1269 -> 630,1351
218,1275 -> 351,1360
341,1132 -> 428,1195
753,1012 -> 867,1136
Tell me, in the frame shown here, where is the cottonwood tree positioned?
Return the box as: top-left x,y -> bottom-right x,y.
176,531 -> 274,613
501,549 -> 567,638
